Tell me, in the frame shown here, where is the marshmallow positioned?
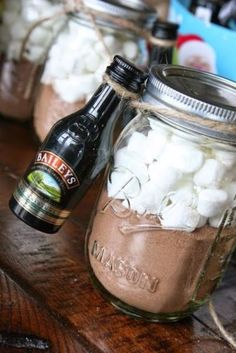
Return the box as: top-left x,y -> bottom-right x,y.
28,27 -> 50,46
10,20 -> 28,40
3,11 -> 18,26
197,189 -> 228,218
122,41 -> 139,60
114,147 -> 149,184
160,202 -> 201,232
146,130 -> 168,160
53,73 -> 97,103
126,132 -> 150,164
148,161 -> 182,192
84,52 -> 101,73
21,6 -> 39,22
197,215 -> 207,228
163,142 -> 204,173
108,169 -> 141,200
214,149 -> 236,169
170,185 -> 197,208
225,181 -> 236,205
123,180 -> 166,215
194,159 -> 226,188
24,45 -> 46,62
7,41 -> 22,60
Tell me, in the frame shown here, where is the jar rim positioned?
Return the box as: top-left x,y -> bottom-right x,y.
71,0 -> 156,29
142,65 -> 236,143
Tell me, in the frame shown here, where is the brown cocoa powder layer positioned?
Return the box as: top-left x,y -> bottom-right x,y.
34,84 -> 85,141
88,191 -> 236,314
0,58 -> 41,121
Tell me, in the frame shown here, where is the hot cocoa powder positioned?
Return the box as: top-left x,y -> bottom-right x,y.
88,191 -> 235,314
34,84 -> 85,141
0,58 -> 41,121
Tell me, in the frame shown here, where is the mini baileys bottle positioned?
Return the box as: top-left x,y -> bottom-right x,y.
9,56 -> 144,234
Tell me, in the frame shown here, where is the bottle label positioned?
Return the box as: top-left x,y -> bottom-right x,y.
13,150 -> 79,226
13,180 -> 71,226
35,151 -> 79,190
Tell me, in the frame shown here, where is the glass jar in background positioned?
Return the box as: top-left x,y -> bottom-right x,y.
85,65 -> 236,322
33,0 -> 156,141
0,0 -> 66,121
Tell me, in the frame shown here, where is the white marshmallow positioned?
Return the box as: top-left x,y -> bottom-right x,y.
225,181 -> 236,205
209,208 -> 236,228
28,27 -> 50,46
84,52 -> 101,73
24,45 -> 45,62
21,6 -> 39,22
146,130 -> 168,160
108,169 -> 141,200
197,215 -> 207,228
7,41 -> 22,60
126,132 -> 151,163
114,147 -> 149,184
170,185 -> 197,208
160,202 -> 201,232
10,20 -> 28,40
53,73 -> 97,103
163,142 -> 204,173
214,149 -> 236,169
197,189 -> 228,218
122,41 -> 138,60
3,11 -> 18,26
148,161 -> 182,192
194,159 -> 226,188
124,181 -> 166,215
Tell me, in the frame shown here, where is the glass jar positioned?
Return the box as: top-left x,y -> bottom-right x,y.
33,0 -> 156,141
0,0 -> 65,121
85,65 -> 236,322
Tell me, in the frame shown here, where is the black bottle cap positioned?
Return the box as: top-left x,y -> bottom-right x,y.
105,55 -> 145,94
152,20 -> 179,40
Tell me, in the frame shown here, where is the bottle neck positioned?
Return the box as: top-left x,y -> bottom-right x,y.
149,45 -> 174,66
82,82 -> 121,123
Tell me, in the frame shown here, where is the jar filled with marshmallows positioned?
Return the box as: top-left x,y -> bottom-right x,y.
33,0 -> 156,141
0,0 -> 65,121
85,65 -> 236,322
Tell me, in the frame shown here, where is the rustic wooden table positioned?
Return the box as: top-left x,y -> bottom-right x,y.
0,119 -> 235,353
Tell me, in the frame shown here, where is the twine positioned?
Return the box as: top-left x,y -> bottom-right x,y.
19,0 -> 160,62
208,300 -> 236,349
103,74 -> 139,101
132,101 -> 236,137
149,37 -> 177,48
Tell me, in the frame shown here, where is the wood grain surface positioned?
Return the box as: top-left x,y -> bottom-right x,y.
0,119 -> 235,353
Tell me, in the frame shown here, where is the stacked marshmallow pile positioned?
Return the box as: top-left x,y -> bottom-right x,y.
41,19 -> 144,103
107,117 -> 236,232
0,0 -> 65,62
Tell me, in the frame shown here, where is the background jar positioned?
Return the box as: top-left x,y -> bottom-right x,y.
85,65 -> 236,322
33,0 -> 156,141
0,0 -> 65,121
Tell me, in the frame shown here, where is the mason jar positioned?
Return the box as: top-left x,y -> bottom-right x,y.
85,65 -> 236,322
0,0 -> 65,121
33,0 -> 156,141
